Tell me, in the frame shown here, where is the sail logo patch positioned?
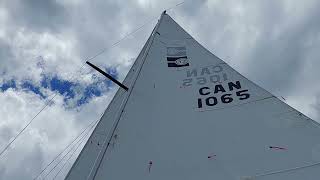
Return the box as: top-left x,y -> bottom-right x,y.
166,46 -> 189,67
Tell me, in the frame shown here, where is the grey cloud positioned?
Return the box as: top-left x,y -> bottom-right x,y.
245,1 -> 320,95
2,143 -> 43,180
3,0 -> 68,33
0,41 -> 11,76
0,41 -> 20,80
0,125 -> 14,143
68,1 -> 153,63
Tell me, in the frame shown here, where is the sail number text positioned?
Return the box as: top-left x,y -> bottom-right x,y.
197,81 -> 250,108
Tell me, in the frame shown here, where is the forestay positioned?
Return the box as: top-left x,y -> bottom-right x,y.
65,12 -> 320,180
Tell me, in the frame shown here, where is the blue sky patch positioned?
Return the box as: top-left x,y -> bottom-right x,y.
0,66 -> 118,108
21,80 -> 46,99
105,67 -> 118,85
41,75 -> 76,99
76,66 -> 118,106
0,79 -> 17,91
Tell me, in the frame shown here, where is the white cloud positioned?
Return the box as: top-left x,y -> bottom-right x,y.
2,28 -> 79,82
0,87 -> 115,179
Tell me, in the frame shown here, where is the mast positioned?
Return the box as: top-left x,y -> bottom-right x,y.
65,11 -> 320,180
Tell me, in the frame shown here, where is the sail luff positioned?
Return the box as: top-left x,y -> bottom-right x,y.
86,12 -> 166,180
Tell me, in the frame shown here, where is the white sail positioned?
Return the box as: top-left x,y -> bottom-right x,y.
65,12 -> 320,180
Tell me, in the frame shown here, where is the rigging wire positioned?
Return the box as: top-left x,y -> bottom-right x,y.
41,120 -> 97,180
40,130 -> 90,179
85,17 -> 159,63
52,129 -> 93,180
165,1 -> 185,12
0,93 -> 57,157
0,12 -> 160,159
0,64 -> 85,159
32,118 -> 99,180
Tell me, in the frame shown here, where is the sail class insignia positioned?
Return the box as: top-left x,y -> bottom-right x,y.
167,46 -> 189,67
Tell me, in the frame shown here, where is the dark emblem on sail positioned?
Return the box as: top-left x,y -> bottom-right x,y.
166,46 -> 189,67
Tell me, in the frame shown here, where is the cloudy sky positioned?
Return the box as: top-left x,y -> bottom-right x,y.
1,0 -> 320,179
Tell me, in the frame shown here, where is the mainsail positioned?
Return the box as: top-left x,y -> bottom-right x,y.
65,11 -> 320,180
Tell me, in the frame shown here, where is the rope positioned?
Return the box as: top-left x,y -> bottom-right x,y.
32,118 -> 99,180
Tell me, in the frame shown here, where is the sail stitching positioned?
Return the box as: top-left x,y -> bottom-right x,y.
249,161 -> 320,178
